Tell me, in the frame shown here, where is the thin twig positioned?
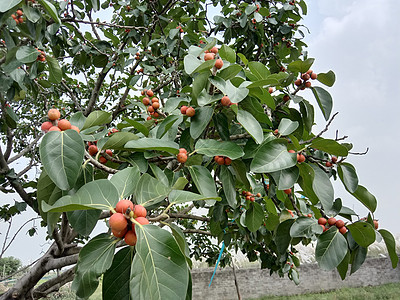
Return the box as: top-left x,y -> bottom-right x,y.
300,112 -> 339,145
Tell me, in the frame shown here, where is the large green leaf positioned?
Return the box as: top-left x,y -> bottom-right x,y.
244,202 -> 264,232
311,86 -> 333,121
315,227 -> 348,271
379,229 -> 399,268
190,106 -> 213,139
103,247 -> 134,300
110,166 -> 140,199
278,118 -> 299,136
337,250 -> 350,280
184,54 -> 202,74
317,70 -> 336,87
311,164 -> 334,210
347,221 -> 376,248
46,56 -> 62,83
0,0 -> 21,12
125,138 -> 179,154
240,97 -> 272,126
130,225 -> 189,300
39,130 -> 84,190
72,233 -> 117,299
169,223 -> 192,267
270,166 -> 299,190
297,163 -> 319,204
338,162 -> 358,193
42,179 -> 119,212
219,165 -> 237,208
135,174 -> 171,207
237,110 -> 263,144
250,139 -> 297,173
288,58 -> 315,73
123,118 -> 150,137
156,115 -> 182,139
16,46 -> 39,63
310,138 -> 348,157
351,185 -> 377,212
82,111 -> 112,130
168,190 -> 220,204
290,217 -> 322,238
102,132 -> 139,150
67,209 -> 101,236
274,219 -> 294,254
195,139 -> 244,160
350,246 -> 367,275
38,0 -> 61,24
188,165 -> 218,199
219,45 -> 236,63
248,61 -> 270,80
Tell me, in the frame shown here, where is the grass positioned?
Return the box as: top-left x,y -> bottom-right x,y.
254,282 -> 400,300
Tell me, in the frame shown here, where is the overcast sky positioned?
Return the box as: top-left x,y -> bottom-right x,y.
1,0 -> 400,265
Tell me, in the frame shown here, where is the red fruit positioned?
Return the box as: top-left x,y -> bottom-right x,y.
109,213 -> 128,231
48,126 -> 61,132
250,197 -> 255,202
142,97 -> 150,105
115,199 -> 134,214
135,216 -> 149,225
320,224 -> 326,232
148,106 -> 155,113
331,156 -> 338,163
335,220 -> 345,229
268,87 -> 273,94
141,90 -> 146,96
70,125 -> 80,133
318,218 -> 327,225
11,14 -> 17,20
246,196 -> 251,201
326,161 -> 333,167
224,157 -> 232,165
311,72 -> 318,80
112,227 -> 128,238
307,214 -> 312,218
106,149 -> 113,157
284,188 -> 292,195
221,96 -> 231,106
288,149 -> 296,153
179,148 -> 187,154
339,226 -> 347,234
373,220 -> 379,229
180,106 -> 188,114
124,230 -> 137,246
99,156 -> 107,164
327,217 -> 337,226
256,193 -> 261,197
297,153 -> 306,163
152,102 -> 160,109
146,90 -> 154,97
186,107 -> 195,117
204,53 -> 215,61
216,156 -> 225,165
146,116 -> 152,121
210,47 -> 218,54
246,191 -> 252,197
151,97 -> 159,103
305,81 -> 312,88
177,152 -> 187,163
294,79 -> 302,86
88,145 -> 98,156
134,205 -> 147,218
242,191 -> 246,196
16,10 -> 23,16
58,119 -> 71,131
41,121 -> 53,132
153,112 -> 159,118
48,108 -> 61,120
301,73 -> 310,81
215,59 -> 223,69
274,129 -> 279,134
283,95 -> 290,102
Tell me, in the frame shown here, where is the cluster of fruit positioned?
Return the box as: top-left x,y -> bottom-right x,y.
288,150 -> 306,163
214,156 -> 232,165
318,217 -> 347,234
241,190 -> 262,202
325,156 -> 338,167
176,25 -> 184,33
180,105 -> 195,117
36,49 -> 46,62
204,47 -> 224,70
141,89 -> 161,120
177,148 -> 188,164
11,10 -> 23,25
109,200 -> 149,246
87,141 -> 113,164
41,109 -> 80,133
294,69 -> 318,89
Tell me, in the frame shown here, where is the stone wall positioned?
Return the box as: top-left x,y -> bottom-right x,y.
192,257 -> 400,300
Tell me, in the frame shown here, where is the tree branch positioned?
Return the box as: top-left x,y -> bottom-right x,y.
183,229 -> 212,236
7,134 -> 42,164
300,112 -> 339,144
33,267 -> 75,298
84,150 -> 118,174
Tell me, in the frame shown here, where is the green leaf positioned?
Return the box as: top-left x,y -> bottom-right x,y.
311,86 -> 333,121
130,225 -> 189,300
39,130 -> 84,190
379,229 -> 399,268
278,118 -> 299,136
219,166 -> 237,208
168,190 -> 219,204
248,61 -> 270,80
135,174 -> 171,208
188,165 -> 218,199
338,163 -> 358,193
290,217 -> 322,238
315,227 -> 348,271
337,250 -> 350,280
317,70 -> 336,87
81,111 -> 112,130
102,132 -> 138,150
288,58 -> 315,73
195,139 -> 244,160
0,0 -> 21,12
218,64 -> 242,81
274,219 -> 294,254
70,112 -> 86,129
16,46 -> 39,63
125,138 -> 179,154
311,164 -> 334,211
250,139 -> 297,173
244,202 -> 264,232
237,110 -> 263,144
189,106 -> 213,139
42,179 -> 120,212
38,0 -> 61,24
351,185 -> 377,213
347,221 -> 376,248
192,72 -> 210,100
156,115 -> 182,139
67,209 -> 101,236
240,97 -> 272,126
231,160 -> 250,190
184,54 -> 202,74
270,166 -> 299,190
123,118 -> 149,137
72,233 -> 116,299
103,247 -> 134,300
110,167 -> 140,200
310,138 -> 349,157
350,246 -> 367,274
169,223 -> 192,267
46,56 -> 62,83
219,45 -> 236,63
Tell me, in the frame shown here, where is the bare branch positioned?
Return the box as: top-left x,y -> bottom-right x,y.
7,134 -> 42,164
288,193 -> 301,216
349,148 -> 369,155
61,17 -> 147,30
183,229 -> 212,236
4,127 -> 13,161
61,80 -> 82,111
300,112 -> 339,144
84,150 -> 117,174
33,267 -> 75,298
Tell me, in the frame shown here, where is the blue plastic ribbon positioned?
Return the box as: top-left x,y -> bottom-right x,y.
208,240 -> 225,287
